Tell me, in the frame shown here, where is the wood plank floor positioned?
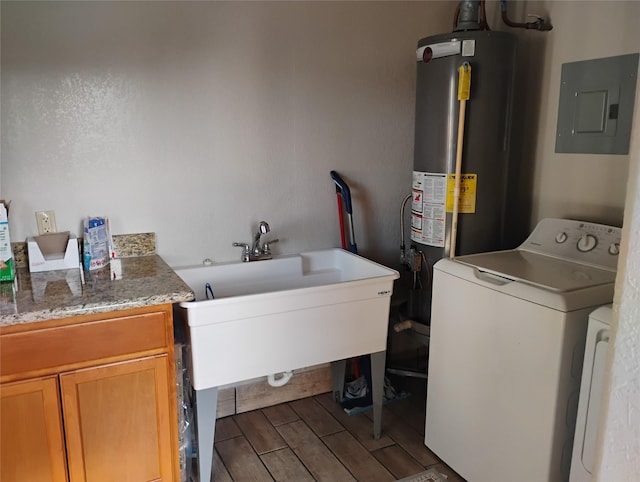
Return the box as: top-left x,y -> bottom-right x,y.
202,378 -> 466,482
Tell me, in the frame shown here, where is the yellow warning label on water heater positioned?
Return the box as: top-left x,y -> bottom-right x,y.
446,174 -> 477,213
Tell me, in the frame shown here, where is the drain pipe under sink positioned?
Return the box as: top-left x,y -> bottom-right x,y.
268,370 -> 294,387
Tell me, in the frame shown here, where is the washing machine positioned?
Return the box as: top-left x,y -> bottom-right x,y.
569,305 -> 613,482
424,218 -> 621,482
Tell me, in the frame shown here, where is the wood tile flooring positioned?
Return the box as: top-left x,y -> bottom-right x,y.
206,379 -> 466,482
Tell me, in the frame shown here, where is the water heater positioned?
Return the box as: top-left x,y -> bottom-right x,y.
411,30 -> 517,264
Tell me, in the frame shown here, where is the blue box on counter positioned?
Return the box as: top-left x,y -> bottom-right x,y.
83,217 -> 113,271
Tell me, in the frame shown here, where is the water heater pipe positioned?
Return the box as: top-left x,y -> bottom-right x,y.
454,0 -> 481,31
450,62 -> 472,259
500,0 -> 553,31
400,193 -> 412,261
267,370 -> 293,388
453,0 -> 490,31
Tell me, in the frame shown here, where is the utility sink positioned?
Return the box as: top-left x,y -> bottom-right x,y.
175,248 -> 399,389
174,248 -> 399,481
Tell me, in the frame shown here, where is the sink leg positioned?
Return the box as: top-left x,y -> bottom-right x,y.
195,386 -> 218,482
331,359 -> 346,402
371,350 -> 386,440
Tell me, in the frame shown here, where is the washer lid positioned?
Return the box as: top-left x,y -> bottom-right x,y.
454,250 -> 616,293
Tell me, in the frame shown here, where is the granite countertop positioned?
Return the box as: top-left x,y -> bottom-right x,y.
0,255 -> 195,327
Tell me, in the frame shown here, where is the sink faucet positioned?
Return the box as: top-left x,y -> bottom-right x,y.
252,221 -> 270,256
233,221 -> 279,262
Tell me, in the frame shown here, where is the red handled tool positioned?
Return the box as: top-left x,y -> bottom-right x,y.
330,170 -> 357,254
330,170 -> 361,380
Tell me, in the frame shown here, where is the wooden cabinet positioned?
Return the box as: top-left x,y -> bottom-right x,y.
1,376 -> 67,482
0,305 -> 179,482
61,355 -> 174,482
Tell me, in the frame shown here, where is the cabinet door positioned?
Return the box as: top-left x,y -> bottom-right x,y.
60,355 -> 174,482
1,376 -> 68,482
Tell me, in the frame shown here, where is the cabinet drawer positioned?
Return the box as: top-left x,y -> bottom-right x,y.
1,311 -> 169,378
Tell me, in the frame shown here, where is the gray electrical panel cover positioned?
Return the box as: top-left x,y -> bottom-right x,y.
555,53 -> 638,155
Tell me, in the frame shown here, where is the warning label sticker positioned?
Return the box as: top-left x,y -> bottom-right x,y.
446,173 -> 477,213
410,171 -> 447,247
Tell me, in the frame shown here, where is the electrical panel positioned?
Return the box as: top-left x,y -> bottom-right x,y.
555,53 -> 638,155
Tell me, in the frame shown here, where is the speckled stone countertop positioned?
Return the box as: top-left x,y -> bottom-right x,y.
0,255 -> 195,327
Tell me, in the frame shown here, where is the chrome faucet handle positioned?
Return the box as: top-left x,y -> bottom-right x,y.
262,238 -> 279,254
233,242 -> 251,261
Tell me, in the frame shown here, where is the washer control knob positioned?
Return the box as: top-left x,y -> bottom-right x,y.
608,243 -> 620,255
555,232 -> 568,243
577,234 -> 598,252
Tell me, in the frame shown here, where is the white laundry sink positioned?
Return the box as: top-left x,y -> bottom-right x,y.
175,248 -> 399,389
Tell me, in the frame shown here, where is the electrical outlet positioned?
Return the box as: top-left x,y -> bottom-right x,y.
35,211 -> 57,235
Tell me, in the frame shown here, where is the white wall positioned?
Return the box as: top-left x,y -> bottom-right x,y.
0,1 -> 452,268
520,0 -> 638,228
476,1 -> 639,245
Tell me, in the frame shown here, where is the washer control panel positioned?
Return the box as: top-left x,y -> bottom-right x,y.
520,218 -> 621,270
